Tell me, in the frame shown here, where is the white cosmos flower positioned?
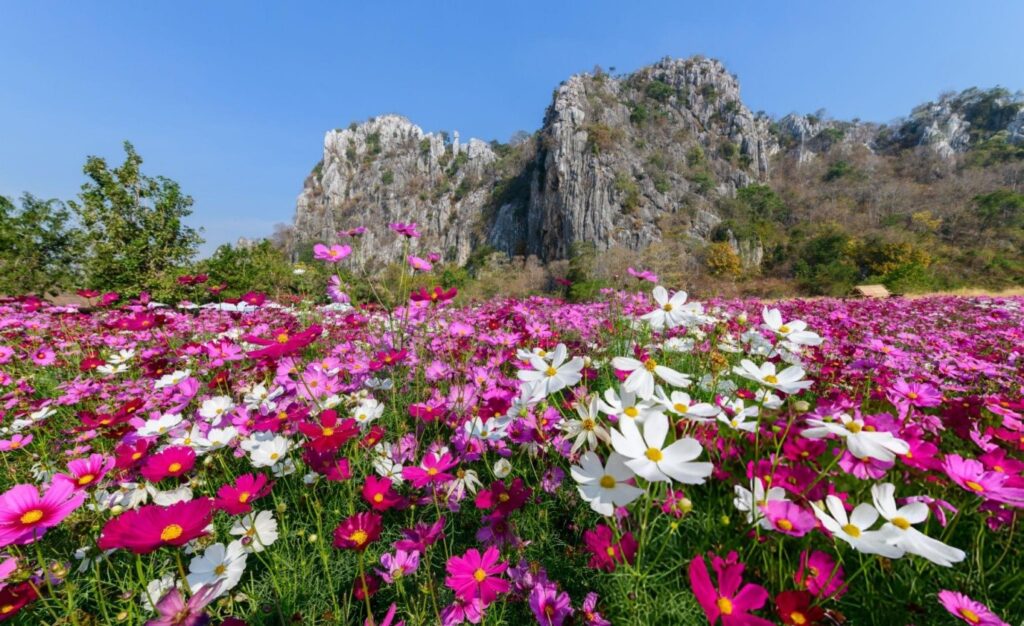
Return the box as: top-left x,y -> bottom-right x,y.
718,408 -> 758,433
517,343 -> 584,396
230,510 -> 279,553
154,369 -> 191,389
464,416 -> 509,442
205,426 -> 238,449
241,433 -> 293,468
755,389 -> 784,410
762,308 -> 823,346
141,573 -> 179,611
137,413 -> 183,437
596,387 -> 664,424
170,424 -> 210,452
353,398 -> 384,427
571,451 -> 643,516
871,483 -> 966,567
561,395 -> 611,453
662,337 -> 695,353
812,495 -> 904,558
186,541 -> 248,597
147,485 -> 193,506
372,443 -> 404,484
640,286 -> 691,331
610,412 -> 713,484
611,355 -> 690,400
199,396 -> 235,422
107,349 -> 136,365
654,389 -> 720,422
516,347 -> 555,362
802,413 -> 909,463
447,467 -> 483,500
733,478 -> 789,529
732,359 -> 813,395
96,363 -> 128,376
493,459 -> 512,478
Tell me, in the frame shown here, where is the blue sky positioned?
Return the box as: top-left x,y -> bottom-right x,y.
2,1 -> 1022,255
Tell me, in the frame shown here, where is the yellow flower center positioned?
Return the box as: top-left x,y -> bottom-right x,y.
965,481 -> 985,492
764,375 -> 778,384
599,475 -> 617,489
269,453 -> 280,461
778,325 -> 791,334
643,359 -> 658,372
160,524 -> 183,541
790,611 -> 807,625
960,608 -> 981,624
322,427 -> 335,437
373,493 -> 384,503
498,493 -> 510,503
623,407 -> 639,418
662,303 -> 673,312
276,333 -> 290,343
238,492 -> 251,503
132,452 -> 143,460
0,605 -> 13,614
582,419 -> 595,431
473,568 -> 487,583
716,597 -> 734,615
846,422 -> 863,434
168,463 -> 182,473
545,366 -> 558,377
841,523 -> 861,538
605,546 -> 616,557
77,474 -> 96,486
427,467 -> 439,476
20,509 -> 44,525
8,442 -> 20,449
645,448 -> 663,462
907,392 -> 918,400
673,403 -> 688,413
892,516 -> 911,530
214,564 -> 227,575
777,518 -> 793,531
349,530 -> 368,546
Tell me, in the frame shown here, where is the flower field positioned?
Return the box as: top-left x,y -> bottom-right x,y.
0,264 -> 1022,624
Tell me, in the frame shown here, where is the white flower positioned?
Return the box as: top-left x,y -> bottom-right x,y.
596,387 -> 664,424
137,413 -> 183,437
755,389 -> 784,410
662,337 -> 695,353
205,426 -> 238,449
654,389 -> 720,422
802,413 -> 909,463
812,495 -> 904,558
640,286 -> 691,331
107,349 -> 136,365
96,363 -> 128,376
186,542 -> 248,597
353,398 -> 384,427
717,398 -> 759,432
517,344 -> 584,396
611,355 -> 690,400
871,483 -> 965,567
372,443 -> 404,483
516,347 -> 555,362
147,485 -> 193,506
447,468 -> 483,500
464,416 -> 509,442
230,511 -> 279,553
561,396 -> 611,453
155,369 -> 191,389
141,573 -> 178,611
570,451 -> 643,516
610,412 -> 712,484
733,359 -> 813,395
733,478 -> 788,528
493,459 -> 512,478
199,396 -> 235,422
241,433 -> 293,468
762,308 -> 822,346
171,424 -> 211,452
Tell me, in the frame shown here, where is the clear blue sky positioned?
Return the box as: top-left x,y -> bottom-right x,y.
2,1 -> 1022,255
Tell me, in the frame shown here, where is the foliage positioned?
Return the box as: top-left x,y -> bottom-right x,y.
704,241 -> 741,277
583,123 -> 623,155
197,240 -> 298,299
643,79 -> 675,103
613,172 -> 641,212
0,194 -> 82,296
68,141 -> 203,297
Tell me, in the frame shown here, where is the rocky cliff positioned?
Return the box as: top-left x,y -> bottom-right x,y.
293,56 -> 1024,269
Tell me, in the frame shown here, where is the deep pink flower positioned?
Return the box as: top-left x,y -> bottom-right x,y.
140,446 -> 196,483
394,517 -> 445,553
943,454 -> 1024,506
761,500 -> 817,537
378,549 -> 420,583
402,451 -> 457,488
313,243 -> 352,263
389,222 -> 421,238
362,476 -> 403,511
53,453 -> 115,490
148,584 -> 220,626
444,546 -> 509,606
30,347 -> 55,366
0,482 -> 86,547
626,267 -> 659,283
529,582 -> 573,626
338,226 -> 366,237
937,590 -> 1009,626
794,550 -> 845,599
888,379 -> 943,408
474,478 -> 532,515
97,499 -> 214,554
0,434 -> 32,452
688,551 -> 772,626
214,473 -> 272,515
407,255 -> 433,272
583,524 -> 636,572
333,512 -> 382,551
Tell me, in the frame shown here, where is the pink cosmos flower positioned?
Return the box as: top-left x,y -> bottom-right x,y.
688,551 -> 772,626
333,512 -> 382,551
148,584 -> 221,626
98,499 -> 214,554
214,473 -> 272,515
407,255 -> 433,272
339,226 -> 367,237
580,592 -> 611,626
0,434 -> 32,452
53,453 -> 115,490
626,267 -> 659,283
888,379 -> 943,408
30,346 -> 56,366
362,476 -> 403,511
327,275 -> 350,303
389,222 -> 421,238
794,550 -> 845,599
583,524 -> 636,572
529,582 -> 573,626
937,590 -> 1009,626
378,549 -> 420,583
402,451 -> 458,488
943,454 -> 1024,506
761,500 -> 817,537
444,546 -> 509,606
0,482 -> 86,547
394,517 -> 446,553
140,446 -> 196,483
313,243 -> 352,263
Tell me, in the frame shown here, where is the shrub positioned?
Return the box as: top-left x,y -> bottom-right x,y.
705,242 -> 742,277
613,172 -> 641,212
583,123 -> 623,154
644,79 -> 675,103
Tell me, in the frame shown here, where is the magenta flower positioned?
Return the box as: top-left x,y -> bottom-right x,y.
333,511 -> 382,551
794,550 -> 845,599
888,379 -> 943,408
98,499 -> 214,554
313,243 -> 352,263
444,546 -> 510,606
339,226 -> 367,237
0,482 -> 86,547
389,222 -> 421,238
761,500 -> 816,537
53,453 -> 115,490
0,434 -> 33,452
148,584 -> 220,626
626,267 -> 659,283
140,446 -> 196,483
583,524 -> 636,572
394,517 -> 445,553
407,255 -> 433,272
214,473 -> 271,515
378,549 -> 420,583
580,592 -> 611,626
688,551 -> 772,626
402,451 -> 457,488
943,454 -> 1024,506
937,590 -> 1009,626
30,346 -> 56,366
529,582 -> 573,626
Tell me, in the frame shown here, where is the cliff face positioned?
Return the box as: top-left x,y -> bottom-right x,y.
292,56 -> 1024,268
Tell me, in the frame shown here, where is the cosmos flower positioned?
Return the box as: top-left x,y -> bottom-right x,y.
444,546 -> 509,606
0,481 -> 86,547
98,499 -> 214,554
583,524 -> 636,572
186,541 -> 248,597
517,343 -> 584,397
937,590 -> 1009,626
870,483 -> 965,566
140,446 -> 196,483
313,243 -> 352,263
610,412 -> 713,484
811,495 -> 903,558
53,453 -> 115,491
802,412 -> 909,463
529,581 -> 573,626
333,512 -> 382,551
611,355 -> 690,400
570,451 -> 643,516
688,551 -> 772,626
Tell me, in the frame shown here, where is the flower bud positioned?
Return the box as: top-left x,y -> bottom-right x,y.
493,459 -> 512,478
793,400 -> 811,412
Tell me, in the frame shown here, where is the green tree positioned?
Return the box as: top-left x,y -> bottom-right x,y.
0,193 -> 82,295
69,141 -> 203,295
197,240 -> 297,299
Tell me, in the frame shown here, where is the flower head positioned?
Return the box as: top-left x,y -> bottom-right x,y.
333,512 -> 382,551
98,499 -> 214,554
444,546 -> 509,606
0,482 -> 86,547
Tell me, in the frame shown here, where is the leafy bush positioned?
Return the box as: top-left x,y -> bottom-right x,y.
644,79 -> 675,103
705,242 -> 741,277
613,172 -> 641,212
